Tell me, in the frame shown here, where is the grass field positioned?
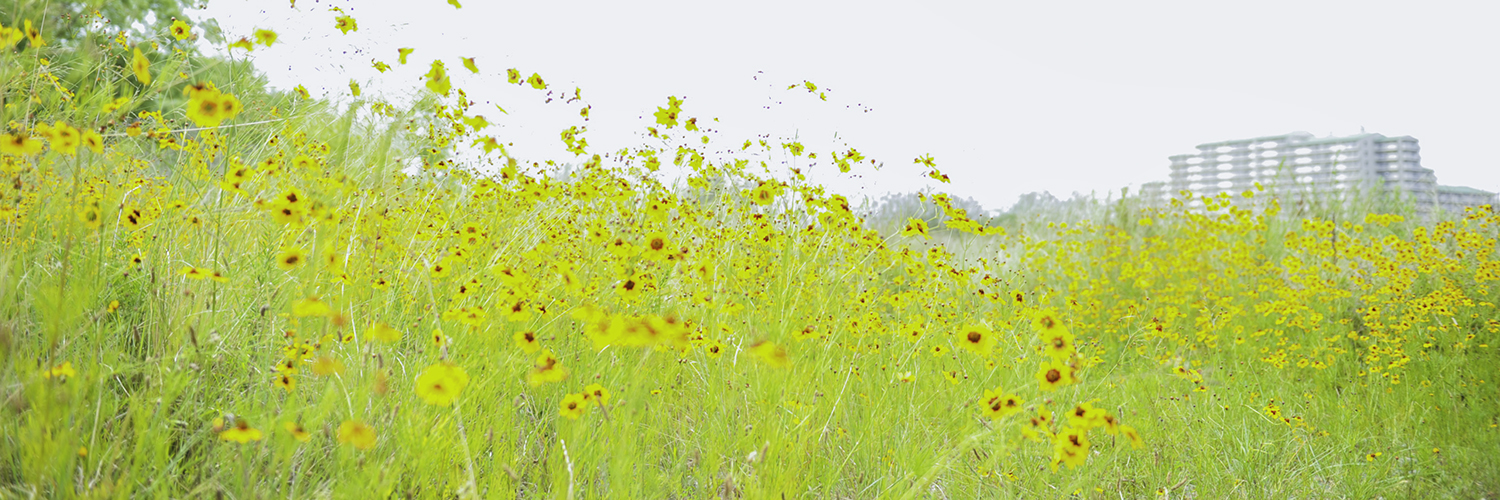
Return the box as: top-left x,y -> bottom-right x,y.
1,4 -> 1498,499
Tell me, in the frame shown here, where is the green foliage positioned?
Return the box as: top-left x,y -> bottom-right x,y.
0,3 -> 1497,499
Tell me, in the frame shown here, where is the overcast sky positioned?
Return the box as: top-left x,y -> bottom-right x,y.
200,0 -> 1500,211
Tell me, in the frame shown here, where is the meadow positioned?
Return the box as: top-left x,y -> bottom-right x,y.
1,3 -> 1498,499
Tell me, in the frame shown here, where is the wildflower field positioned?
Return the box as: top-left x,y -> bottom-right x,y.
2,2 -> 1498,499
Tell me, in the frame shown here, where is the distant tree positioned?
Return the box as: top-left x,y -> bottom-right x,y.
3,0 -> 290,150
864,191 -> 996,233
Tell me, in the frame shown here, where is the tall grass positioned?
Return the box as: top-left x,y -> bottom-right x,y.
1,4 -> 1497,499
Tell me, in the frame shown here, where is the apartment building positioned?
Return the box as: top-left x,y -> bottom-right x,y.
1155,131 -> 1494,214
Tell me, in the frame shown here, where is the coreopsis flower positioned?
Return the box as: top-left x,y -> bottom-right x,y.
1065,402 -> 1105,430
957,324 -> 997,357
902,218 -> 930,238
704,339 -> 726,359
49,122 -> 80,155
582,384 -> 610,407
254,28 -> 278,46
283,421 -> 311,442
641,232 -> 673,261
25,20 -> 45,46
415,363 -> 469,406
42,362 -> 77,380
131,47 -> 151,85
559,393 -> 588,420
334,15 -> 358,35
526,350 -> 568,386
1051,427 -> 1090,470
1,133 -> 43,156
337,420 -> 376,449
185,88 -> 242,128
1120,425 -> 1143,449
220,419 -> 263,443
81,130 -> 103,154
370,322 -> 403,343
980,387 -> 1022,419
513,330 -> 540,353
275,247 -> 306,270
169,20 -> 191,40
425,60 -> 451,96
291,297 -> 332,318
750,340 -> 789,368
1036,359 -> 1076,391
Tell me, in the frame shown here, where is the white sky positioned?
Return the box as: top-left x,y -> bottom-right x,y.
200,0 -> 1500,212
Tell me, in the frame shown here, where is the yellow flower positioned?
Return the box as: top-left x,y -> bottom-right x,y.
185,89 -> 241,128
704,339 -> 726,359
901,218 -> 930,238
462,57 -> 479,74
50,121 -> 80,155
1033,308 -> 1069,337
397,48 -> 414,64
582,383 -> 611,407
334,15 -> 358,35
957,324 -> 997,357
513,330 -> 540,353
274,373 -> 295,392
82,130 -> 103,154
1120,425 -> 1143,449
526,349 -> 569,386
291,297 -> 332,317
25,20 -> 45,47
0,133 -> 43,156
275,247 -> 306,270
310,356 -> 344,376
1065,402 -> 1105,430
283,421 -> 311,442
336,420 -> 377,449
254,28 -> 278,46
527,72 -> 547,90
559,393 -> 588,420
228,37 -> 254,52
42,362 -> 77,379
415,363 -> 469,406
185,90 -> 224,127
641,232 -> 673,261
1040,328 -> 1076,362
131,47 -> 151,85
169,20 -> 191,40
1036,359 -> 1076,391
370,322 -> 403,343
750,340 -> 789,368
980,387 -> 1022,419
425,60 -> 451,96
220,420 -> 263,443
1051,427 -> 1090,470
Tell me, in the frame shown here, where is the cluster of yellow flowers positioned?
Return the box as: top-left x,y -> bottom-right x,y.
3,7 -> 1493,496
